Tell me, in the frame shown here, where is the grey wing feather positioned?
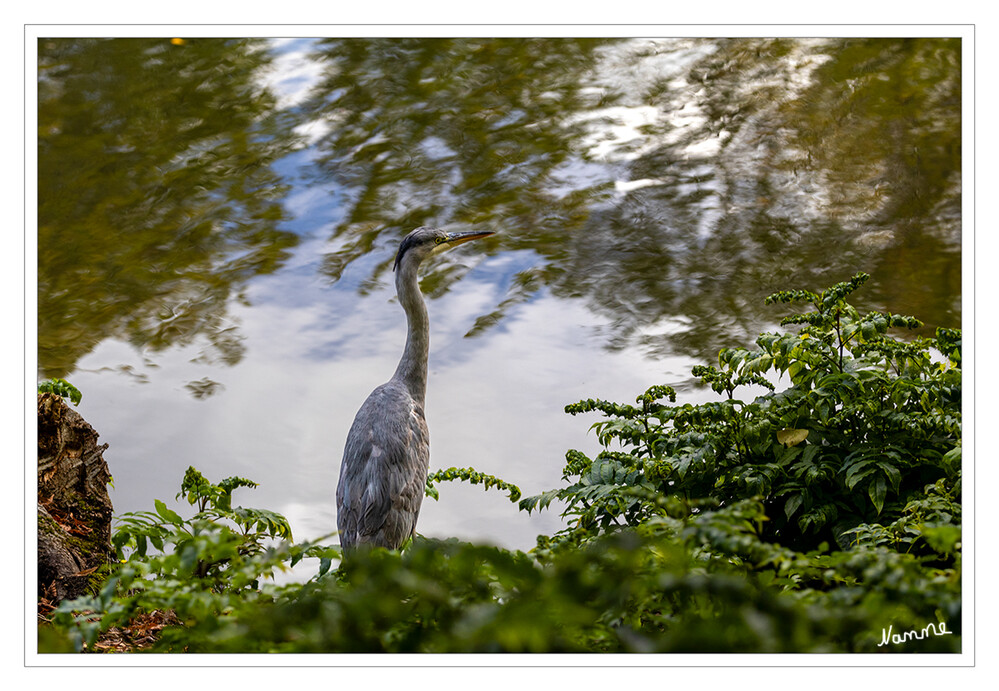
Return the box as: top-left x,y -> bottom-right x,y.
336,381 -> 430,550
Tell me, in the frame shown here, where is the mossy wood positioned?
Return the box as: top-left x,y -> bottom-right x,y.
37,393 -> 114,610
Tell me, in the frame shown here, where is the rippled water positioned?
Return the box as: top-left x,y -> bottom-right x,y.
37,37 -> 962,550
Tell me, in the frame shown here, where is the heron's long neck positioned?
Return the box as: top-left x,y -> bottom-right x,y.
392,257 -> 429,402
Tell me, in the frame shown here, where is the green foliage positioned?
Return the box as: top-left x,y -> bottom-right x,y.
53,514 -> 957,653
38,378 -> 82,405
176,466 -> 262,515
42,275 -> 961,654
515,273 -> 960,651
49,468 -> 337,652
425,466 -> 522,502
536,273 -> 961,555
111,466 -> 292,565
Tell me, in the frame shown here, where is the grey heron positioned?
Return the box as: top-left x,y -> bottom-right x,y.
335,227 -> 494,551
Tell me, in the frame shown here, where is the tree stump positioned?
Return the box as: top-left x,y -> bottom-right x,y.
37,393 -> 114,612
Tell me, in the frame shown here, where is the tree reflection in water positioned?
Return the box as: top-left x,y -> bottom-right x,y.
38,38 -> 300,379
301,37 -> 961,361
38,37 -> 960,378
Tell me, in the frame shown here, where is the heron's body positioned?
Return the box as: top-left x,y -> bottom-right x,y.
336,227 -> 492,551
335,379 -> 430,549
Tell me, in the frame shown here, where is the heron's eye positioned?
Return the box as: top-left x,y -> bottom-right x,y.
434,236 -> 445,245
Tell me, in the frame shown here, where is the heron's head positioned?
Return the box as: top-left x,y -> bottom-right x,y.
393,226 -> 495,272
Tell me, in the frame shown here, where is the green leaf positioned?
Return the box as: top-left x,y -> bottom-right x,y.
319,556 -> 332,577
844,459 -> 876,489
868,475 -> 887,515
784,493 -> 804,520
799,444 -> 821,467
942,446 -> 961,475
877,461 -> 902,492
154,499 -> 184,525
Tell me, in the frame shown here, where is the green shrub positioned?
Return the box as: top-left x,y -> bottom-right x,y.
529,273 -> 960,556
48,467 -> 338,651
43,274 -> 961,654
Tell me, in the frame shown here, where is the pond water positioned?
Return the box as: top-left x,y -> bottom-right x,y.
37,37 -> 962,552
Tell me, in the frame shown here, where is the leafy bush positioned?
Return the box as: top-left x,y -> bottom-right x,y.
42,274 -> 961,654
49,467 -> 338,651
516,272 -> 961,650
529,273 -> 961,555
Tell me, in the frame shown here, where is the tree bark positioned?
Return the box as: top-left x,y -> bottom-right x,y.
37,393 -> 114,610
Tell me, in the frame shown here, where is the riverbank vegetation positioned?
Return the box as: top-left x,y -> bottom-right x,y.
40,273 -> 962,653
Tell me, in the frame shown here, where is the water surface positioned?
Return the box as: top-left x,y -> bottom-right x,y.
37,37 -> 962,550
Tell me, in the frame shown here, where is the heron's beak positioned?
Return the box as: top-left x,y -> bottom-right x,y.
443,230 -> 495,248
